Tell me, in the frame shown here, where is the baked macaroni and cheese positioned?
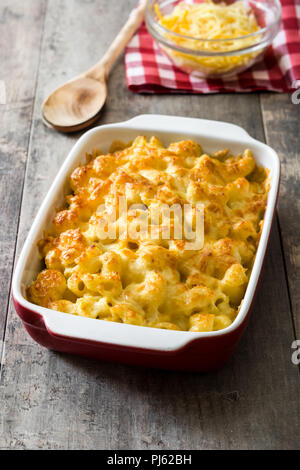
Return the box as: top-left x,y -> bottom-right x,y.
27,136 -> 269,332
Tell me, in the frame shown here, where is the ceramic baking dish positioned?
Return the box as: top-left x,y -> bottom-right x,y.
12,115 -> 280,372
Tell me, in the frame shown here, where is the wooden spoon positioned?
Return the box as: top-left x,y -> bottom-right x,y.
42,0 -> 147,133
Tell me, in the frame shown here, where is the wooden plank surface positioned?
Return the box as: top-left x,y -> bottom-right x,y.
0,0 -> 47,349
260,93 -> 300,336
0,0 -> 299,450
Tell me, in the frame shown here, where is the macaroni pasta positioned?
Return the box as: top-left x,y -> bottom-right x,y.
28,136 -> 269,332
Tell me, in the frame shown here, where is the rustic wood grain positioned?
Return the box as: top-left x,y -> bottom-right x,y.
0,0 -> 299,450
0,0 -> 47,348
260,93 -> 300,336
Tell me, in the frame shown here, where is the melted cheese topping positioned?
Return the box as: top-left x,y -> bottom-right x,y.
28,136 -> 269,333
155,0 -> 261,74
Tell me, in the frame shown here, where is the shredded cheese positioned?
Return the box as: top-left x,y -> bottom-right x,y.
155,0 -> 262,75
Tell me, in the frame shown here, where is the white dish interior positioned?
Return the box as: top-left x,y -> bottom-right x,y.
12,115 -> 280,352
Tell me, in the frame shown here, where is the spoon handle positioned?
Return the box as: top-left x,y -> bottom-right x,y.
85,0 -> 148,80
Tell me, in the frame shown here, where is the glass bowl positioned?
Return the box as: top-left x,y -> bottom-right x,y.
145,0 -> 282,78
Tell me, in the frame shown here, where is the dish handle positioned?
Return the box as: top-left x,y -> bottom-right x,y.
124,114 -> 253,141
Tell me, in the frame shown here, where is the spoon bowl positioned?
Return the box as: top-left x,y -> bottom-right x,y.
43,77 -> 107,132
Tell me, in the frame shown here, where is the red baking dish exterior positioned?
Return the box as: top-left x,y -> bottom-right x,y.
13,294 -> 248,372
12,115 -> 280,372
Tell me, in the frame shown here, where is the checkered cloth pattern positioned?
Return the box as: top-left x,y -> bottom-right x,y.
125,0 -> 300,94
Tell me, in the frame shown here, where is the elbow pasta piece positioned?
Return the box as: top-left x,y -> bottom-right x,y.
49,299 -> 76,314
111,304 -> 144,326
213,314 -> 232,331
189,313 -> 215,332
124,271 -> 166,311
28,136 -> 269,332
28,269 -> 67,308
221,263 -> 248,305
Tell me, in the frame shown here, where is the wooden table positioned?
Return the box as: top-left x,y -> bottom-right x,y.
0,0 -> 299,450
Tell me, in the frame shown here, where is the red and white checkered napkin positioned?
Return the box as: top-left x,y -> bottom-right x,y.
125,0 -> 300,94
